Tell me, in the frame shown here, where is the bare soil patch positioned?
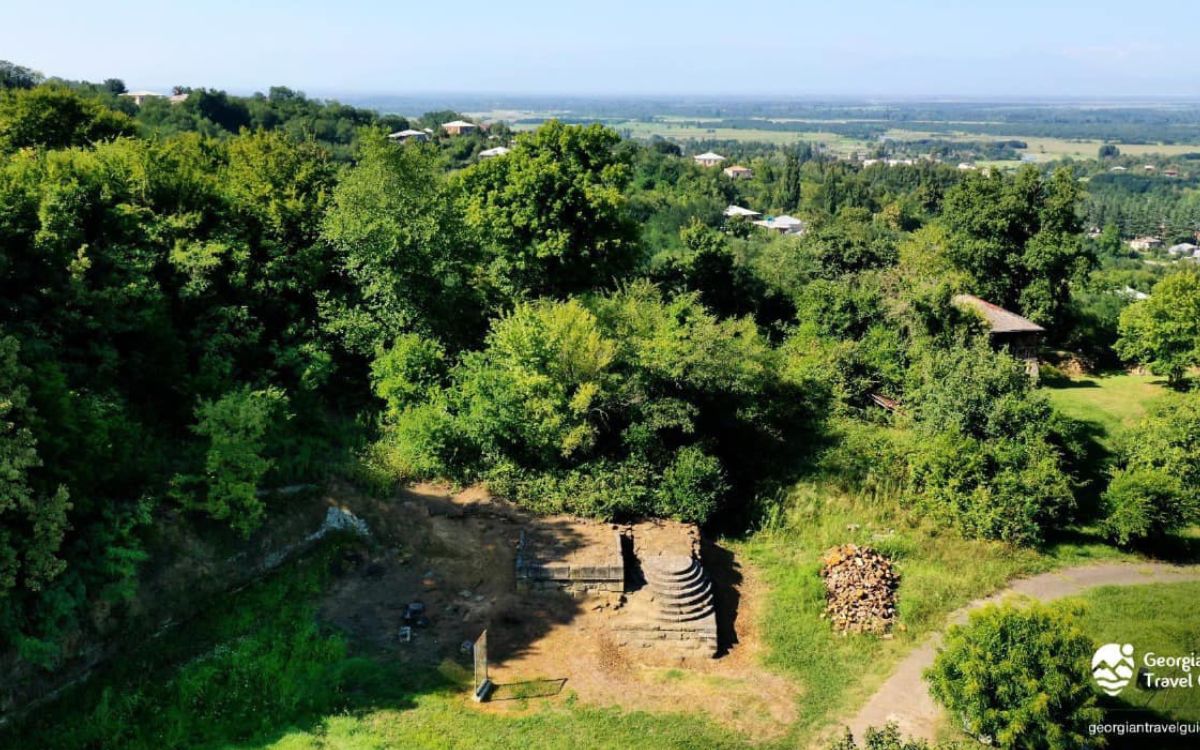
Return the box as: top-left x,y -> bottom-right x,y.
317,483 -> 798,742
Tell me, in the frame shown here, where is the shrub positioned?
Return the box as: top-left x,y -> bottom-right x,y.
905,342 -> 1077,545
1100,392 -> 1200,545
654,446 -> 728,523
829,723 -> 954,750
1101,468 -> 1191,546
925,603 -> 1102,750
172,386 -> 290,536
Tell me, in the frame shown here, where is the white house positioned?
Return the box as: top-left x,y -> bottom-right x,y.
723,205 -> 761,218
752,215 -> 806,235
1168,242 -> 1198,257
693,152 -> 726,167
479,146 -> 511,159
723,165 -> 753,179
388,129 -> 430,143
442,120 -> 479,135
120,90 -> 164,106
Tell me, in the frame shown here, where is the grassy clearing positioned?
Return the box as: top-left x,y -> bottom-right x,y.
1043,372 -> 1166,450
733,479 -> 1129,746
1057,582 -> 1200,723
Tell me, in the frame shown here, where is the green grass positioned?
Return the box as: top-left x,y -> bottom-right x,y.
1057,582 -> 1200,723
733,479 -> 1130,746
1043,372 -> 1166,450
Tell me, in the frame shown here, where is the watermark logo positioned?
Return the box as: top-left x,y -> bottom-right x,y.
1093,643 -> 1135,696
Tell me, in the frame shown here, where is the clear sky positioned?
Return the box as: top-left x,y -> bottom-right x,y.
3,0 -> 1198,97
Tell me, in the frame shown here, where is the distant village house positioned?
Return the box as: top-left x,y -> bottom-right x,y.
723,205 -> 761,218
953,294 -> 1045,378
722,165 -> 753,179
121,90 -> 163,106
388,129 -> 430,143
442,120 -> 479,136
479,146 -> 511,159
751,215 -> 806,235
693,151 -> 726,167
1129,236 -> 1163,251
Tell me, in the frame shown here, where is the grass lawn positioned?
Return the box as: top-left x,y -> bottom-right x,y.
1056,582 -> 1200,725
1043,372 -> 1166,450
734,479 -> 1130,747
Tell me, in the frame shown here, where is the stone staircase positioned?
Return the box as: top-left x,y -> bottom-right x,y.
643,555 -> 716,623
614,554 -> 718,657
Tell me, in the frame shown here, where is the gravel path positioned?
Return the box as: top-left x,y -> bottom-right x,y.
844,561 -> 1200,743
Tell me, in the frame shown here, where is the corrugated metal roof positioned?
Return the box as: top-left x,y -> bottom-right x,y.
953,294 -> 1045,334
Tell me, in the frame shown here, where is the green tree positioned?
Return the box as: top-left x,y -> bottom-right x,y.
925,603 -> 1102,750
1098,143 -> 1120,159
1115,269 -> 1200,386
1101,392 -> 1200,544
906,340 -> 1077,545
0,335 -> 70,597
0,60 -> 43,90
0,85 -> 135,152
173,386 -> 290,537
322,129 -> 482,351
940,167 -> 1093,334
455,120 -> 639,300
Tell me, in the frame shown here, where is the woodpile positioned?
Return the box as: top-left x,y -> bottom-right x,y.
819,544 -> 898,635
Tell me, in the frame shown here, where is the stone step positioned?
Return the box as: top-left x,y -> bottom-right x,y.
656,597 -> 714,617
655,605 -> 716,623
640,555 -> 697,577
643,561 -> 705,589
649,579 -> 712,607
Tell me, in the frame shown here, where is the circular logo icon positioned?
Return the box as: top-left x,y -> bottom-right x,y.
1092,643 -> 1135,696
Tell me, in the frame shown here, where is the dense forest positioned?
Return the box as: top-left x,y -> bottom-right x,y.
1,58 -> 1199,692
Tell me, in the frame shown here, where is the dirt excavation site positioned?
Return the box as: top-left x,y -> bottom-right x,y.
316,483 -> 798,740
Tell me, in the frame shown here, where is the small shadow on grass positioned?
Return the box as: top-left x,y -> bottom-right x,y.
490,678 -> 568,701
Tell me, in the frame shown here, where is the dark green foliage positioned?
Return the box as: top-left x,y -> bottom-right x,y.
1101,392 -> 1200,545
0,85 -> 135,152
940,167 -> 1094,335
456,120 -> 640,301
925,603 -> 1102,750
374,283 -> 799,523
906,341 -> 1076,545
829,724 -> 954,750
0,60 -> 44,90
1116,269 -> 1200,386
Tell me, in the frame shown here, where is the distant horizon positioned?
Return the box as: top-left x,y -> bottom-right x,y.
5,0 -> 1199,100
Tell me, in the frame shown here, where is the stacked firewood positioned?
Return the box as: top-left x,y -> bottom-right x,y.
819,544 -> 899,635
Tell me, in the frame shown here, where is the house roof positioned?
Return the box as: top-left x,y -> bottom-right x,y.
1168,243 -> 1197,254
442,120 -> 477,128
694,151 -> 725,161
724,164 -> 752,172
479,146 -> 511,157
723,205 -> 761,217
389,129 -> 427,138
122,90 -> 162,97
953,294 -> 1045,334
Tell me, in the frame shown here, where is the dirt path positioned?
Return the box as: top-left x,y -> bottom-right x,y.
845,561 -> 1200,743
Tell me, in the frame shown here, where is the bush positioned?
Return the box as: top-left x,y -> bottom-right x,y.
925,603 -> 1102,750
905,342 -> 1078,545
908,432 -> 1074,546
1100,392 -> 1200,545
171,386 -> 290,536
829,723 -> 954,750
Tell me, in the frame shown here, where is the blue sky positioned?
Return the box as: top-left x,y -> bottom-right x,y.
3,1 -> 1197,97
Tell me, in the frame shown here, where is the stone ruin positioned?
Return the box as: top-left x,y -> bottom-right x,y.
515,524 -> 624,598
516,518 -> 718,658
